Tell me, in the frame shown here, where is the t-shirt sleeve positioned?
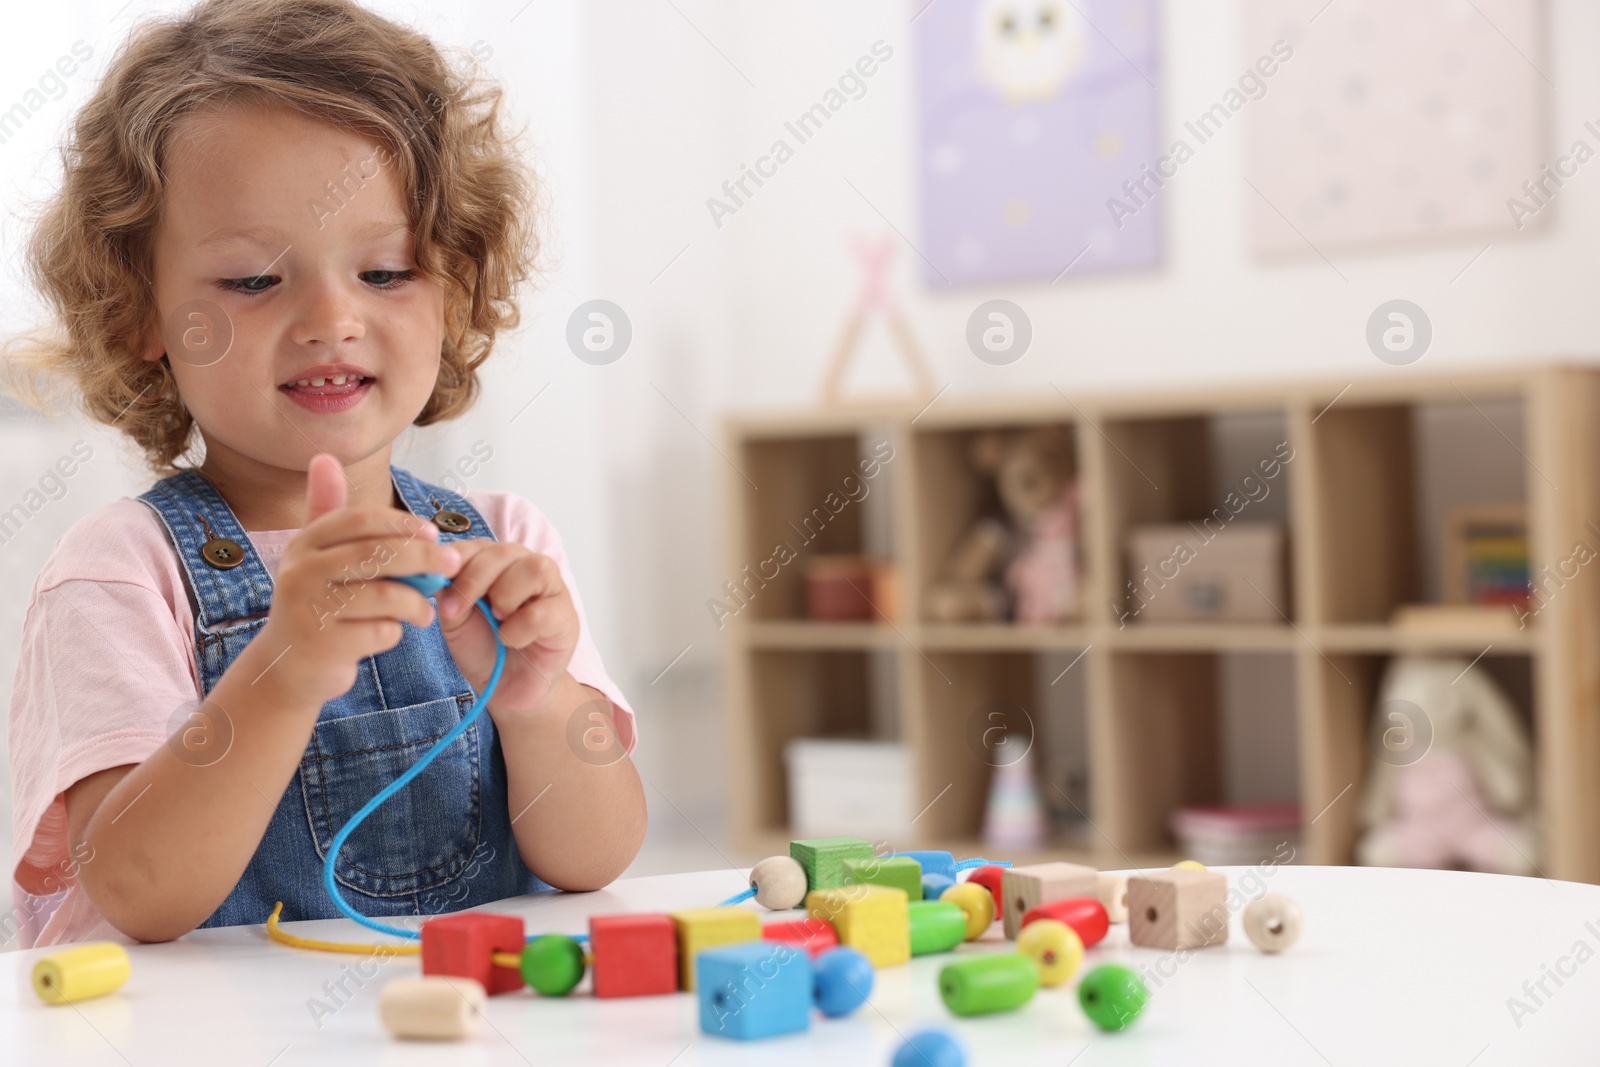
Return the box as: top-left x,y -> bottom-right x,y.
8,577 -> 199,896
469,491 -> 637,754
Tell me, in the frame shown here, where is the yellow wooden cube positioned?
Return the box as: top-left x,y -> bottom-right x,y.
806,884 -> 910,967
668,906 -> 761,991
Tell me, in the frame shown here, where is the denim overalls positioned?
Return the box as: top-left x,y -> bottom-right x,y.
137,465 -> 549,928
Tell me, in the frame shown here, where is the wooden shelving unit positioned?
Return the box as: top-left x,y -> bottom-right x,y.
722,367 -> 1600,882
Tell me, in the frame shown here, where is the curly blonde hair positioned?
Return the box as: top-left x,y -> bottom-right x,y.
2,0 -> 542,474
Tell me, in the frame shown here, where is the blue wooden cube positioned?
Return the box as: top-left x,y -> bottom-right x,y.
697,941 -> 814,1040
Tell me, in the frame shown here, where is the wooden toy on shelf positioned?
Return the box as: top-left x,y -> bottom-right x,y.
697,941 -> 814,1040
670,906 -> 762,991
1015,918 -> 1083,987
421,912 -> 526,995
806,884 -> 911,967
31,942 -> 130,1005
791,836 -> 877,890
843,855 -> 923,900
1127,868 -> 1230,950
589,912 -> 679,998
1243,892 -> 1304,953
1000,861 -> 1099,939
749,856 -> 809,910
938,953 -> 1039,1016
379,976 -> 487,1040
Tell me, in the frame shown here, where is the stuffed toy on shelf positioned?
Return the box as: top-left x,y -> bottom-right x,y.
924,426 -> 1080,624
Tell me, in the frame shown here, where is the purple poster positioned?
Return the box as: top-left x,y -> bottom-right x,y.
913,0 -> 1162,286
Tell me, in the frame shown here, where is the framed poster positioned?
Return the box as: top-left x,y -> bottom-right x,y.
913,0 -> 1162,286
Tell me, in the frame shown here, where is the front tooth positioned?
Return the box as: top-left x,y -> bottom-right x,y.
330,374 -> 349,385
295,380 -> 310,387
310,377 -> 327,387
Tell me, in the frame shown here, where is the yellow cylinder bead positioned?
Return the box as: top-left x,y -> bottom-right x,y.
1016,918 -> 1084,987
1172,860 -> 1207,872
940,882 -> 997,941
32,942 -> 131,1005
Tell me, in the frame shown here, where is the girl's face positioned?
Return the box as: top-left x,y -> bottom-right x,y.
143,101 -> 445,477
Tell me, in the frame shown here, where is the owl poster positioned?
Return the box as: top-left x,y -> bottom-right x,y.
913,0 -> 1162,286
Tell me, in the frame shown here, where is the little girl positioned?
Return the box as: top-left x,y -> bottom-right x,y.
3,0 -> 646,948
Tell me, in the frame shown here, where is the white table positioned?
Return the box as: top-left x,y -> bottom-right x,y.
6,864 -> 1598,1065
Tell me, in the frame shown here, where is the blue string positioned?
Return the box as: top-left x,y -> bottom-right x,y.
322,588 -> 506,941
718,886 -> 757,907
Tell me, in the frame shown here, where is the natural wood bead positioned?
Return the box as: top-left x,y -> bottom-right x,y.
1243,892 -> 1303,953
750,856 -> 809,910
379,976 -> 486,1040
1098,873 -> 1128,923
1127,869 -> 1229,951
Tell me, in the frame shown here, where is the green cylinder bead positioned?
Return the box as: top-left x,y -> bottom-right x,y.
938,953 -> 1039,1017
521,935 -> 586,996
908,901 -> 968,957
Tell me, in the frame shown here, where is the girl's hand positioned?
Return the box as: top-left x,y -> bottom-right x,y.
258,454 -> 463,706
434,539 -> 580,720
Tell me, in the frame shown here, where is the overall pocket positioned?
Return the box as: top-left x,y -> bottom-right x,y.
299,692 -> 484,897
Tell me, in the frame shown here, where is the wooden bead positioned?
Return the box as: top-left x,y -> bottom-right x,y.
1021,896 -> 1108,948
1128,869 -> 1229,950
421,912 -> 526,996
520,935 -> 586,995
908,900 -> 968,956
922,873 -> 955,900
939,882 -> 996,940
590,912 -> 679,997
1173,859 -> 1207,871
1243,892 -> 1303,953
812,946 -> 874,1017
843,855 -> 923,901
750,856 -> 808,909
1098,872 -> 1129,923
964,865 -> 1005,913
1000,861 -> 1099,939
379,975 -> 486,1040
1016,918 -> 1083,987
938,953 -> 1038,1016
763,917 -> 839,957
893,1029 -> 968,1067
698,941 -> 814,1040
1078,964 -> 1148,1032
32,942 -> 130,1005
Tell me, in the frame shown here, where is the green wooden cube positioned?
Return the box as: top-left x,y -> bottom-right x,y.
790,837 -> 876,891
843,855 -> 922,901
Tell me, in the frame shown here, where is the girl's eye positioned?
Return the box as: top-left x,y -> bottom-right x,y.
215,270 -> 416,294
217,274 -> 278,294
361,269 -> 416,289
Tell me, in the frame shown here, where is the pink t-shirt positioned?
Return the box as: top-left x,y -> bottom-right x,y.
6,488 -> 635,950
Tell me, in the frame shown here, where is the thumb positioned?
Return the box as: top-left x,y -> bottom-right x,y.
303,453 -> 347,525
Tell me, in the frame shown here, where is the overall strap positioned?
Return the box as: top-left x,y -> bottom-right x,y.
137,469 -> 276,630
390,466 -> 498,544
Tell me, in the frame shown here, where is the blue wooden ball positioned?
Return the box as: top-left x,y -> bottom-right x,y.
922,873 -> 955,900
812,946 -> 874,1017
892,1029 -> 967,1067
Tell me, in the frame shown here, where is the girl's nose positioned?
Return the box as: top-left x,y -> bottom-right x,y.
290,276 -> 365,347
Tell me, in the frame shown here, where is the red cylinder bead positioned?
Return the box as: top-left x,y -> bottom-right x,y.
1022,897 -> 1109,948
763,917 -> 839,957
965,866 -> 1005,914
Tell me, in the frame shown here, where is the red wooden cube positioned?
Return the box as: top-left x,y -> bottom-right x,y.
589,912 -> 679,998
421,912 -> 526,996
762,917 -> 839,958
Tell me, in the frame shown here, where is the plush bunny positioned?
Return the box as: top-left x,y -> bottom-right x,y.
1356,655 -> 1537,876
924,427 -> 1079,623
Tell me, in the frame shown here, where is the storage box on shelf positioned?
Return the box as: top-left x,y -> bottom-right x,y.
722,368 -> 1600,883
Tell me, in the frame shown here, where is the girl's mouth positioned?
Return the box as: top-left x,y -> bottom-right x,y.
279,373 -> 374,413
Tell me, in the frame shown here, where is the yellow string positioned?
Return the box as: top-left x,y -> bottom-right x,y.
266,901 -> 421,956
